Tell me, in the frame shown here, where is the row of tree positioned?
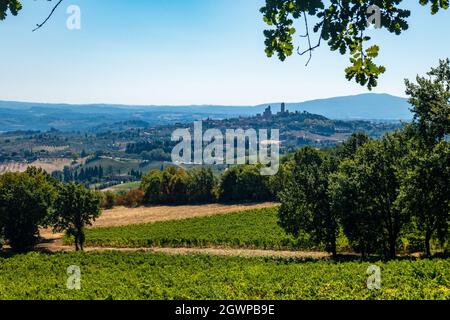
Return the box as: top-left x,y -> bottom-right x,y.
139,164 -> 275,206
76,166 -> 104,181
141,166 -> 218,204
126,140 -> 173,156
52,165 -> 143,185
0,168 -> 101,252
277,60 -> 450,258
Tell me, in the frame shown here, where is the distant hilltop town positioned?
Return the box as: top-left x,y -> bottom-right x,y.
258,103 -> 308,118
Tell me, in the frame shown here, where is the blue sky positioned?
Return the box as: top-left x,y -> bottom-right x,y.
0,0 -> 448,105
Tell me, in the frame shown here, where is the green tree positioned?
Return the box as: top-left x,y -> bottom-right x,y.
186,168 -> 217,203
397,60 -> 450,256
330,157 -> 382,257
141,166 -> 189,204
51,183 -> 101,251
397,141 -> 450,256
0,169 -> 56,252
405,58 -> 450,146
141,170 -> 164,204
278,146 -> 339,256
268,156 -> 295,200
218,167 -> 239,202
218,165 -> 273,203
160,166 -> 188,204
336,132 -> 371,160
330,131 -> 409,258
236,165 -> 272,202
261,0 -> 448,89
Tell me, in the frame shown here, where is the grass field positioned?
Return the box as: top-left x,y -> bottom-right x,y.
77,208 -> 322,250
0,252 -> 448,300
104,181 -> 141,193
84,157 -> 165,178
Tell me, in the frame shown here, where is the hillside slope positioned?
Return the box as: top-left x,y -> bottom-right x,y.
0,93 -> 411,132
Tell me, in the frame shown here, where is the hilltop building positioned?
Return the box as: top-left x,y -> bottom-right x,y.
258,103 -> 292,118
278,102 -> 289,116
263,105 -> 272,118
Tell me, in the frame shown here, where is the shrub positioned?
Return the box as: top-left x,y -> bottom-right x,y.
116,189 -> 144,208
124,189 -> 144,208
102,191 -> 116,209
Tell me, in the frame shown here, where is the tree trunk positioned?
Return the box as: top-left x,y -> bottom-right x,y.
330,238 -> 337,259
79,228 -> 85,252
79,238 -> 84,252
361,246 -> 366,261
389,237 -> 396,259
74,236 -> 79,251
425,230 -> 432,258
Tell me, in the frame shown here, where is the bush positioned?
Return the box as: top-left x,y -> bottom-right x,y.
102,191 -> 116,209
124,189 -> 144,208
116,189 -> 144,208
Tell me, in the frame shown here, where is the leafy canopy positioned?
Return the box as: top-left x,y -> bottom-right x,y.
278,146 -> 339,256
405,58 -> 450,146
396,141 -> 450,256
0,168 -> 56,252
329,131 -> 410,258
0,0 -> 21,21
261,0 -> 449,89
51,182 -> 101,251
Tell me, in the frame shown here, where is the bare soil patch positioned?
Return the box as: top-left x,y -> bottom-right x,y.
37,241 -> 330,260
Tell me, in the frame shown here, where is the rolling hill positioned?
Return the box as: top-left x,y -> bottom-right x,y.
0,93 -> 411,132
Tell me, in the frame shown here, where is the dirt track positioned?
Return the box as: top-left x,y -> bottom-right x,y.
36,202 -> 335,260
38,242 -> 329,259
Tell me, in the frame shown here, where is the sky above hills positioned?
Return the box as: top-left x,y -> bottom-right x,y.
0,0 -> 448,105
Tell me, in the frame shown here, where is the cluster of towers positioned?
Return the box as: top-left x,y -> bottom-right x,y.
260,103 -> 289,118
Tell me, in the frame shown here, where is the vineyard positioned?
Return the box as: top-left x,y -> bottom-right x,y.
0,252 -> 449,300
74,208 -> 320,250
0,0 -> 449,306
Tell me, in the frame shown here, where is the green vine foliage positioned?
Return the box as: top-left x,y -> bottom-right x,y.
261,0 -> 449,89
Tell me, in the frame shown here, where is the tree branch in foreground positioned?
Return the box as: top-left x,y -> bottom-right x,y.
32,0 -> 64,32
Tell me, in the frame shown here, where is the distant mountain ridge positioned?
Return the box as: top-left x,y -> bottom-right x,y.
282,93 -> 411,120
0,93 -> 411,132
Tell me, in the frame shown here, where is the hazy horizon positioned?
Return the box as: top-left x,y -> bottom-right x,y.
0,92 -> 406,108
0,1 -> 448,105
